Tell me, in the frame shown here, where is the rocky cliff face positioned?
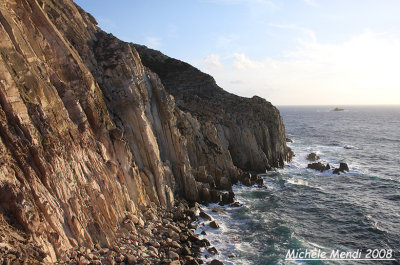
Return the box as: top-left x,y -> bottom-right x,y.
0,0 -> 291,263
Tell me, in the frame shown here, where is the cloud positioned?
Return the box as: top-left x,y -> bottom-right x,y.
196,29 -> 400,105
233,53 -> 264,69
204,54 -> 224,70
145,36 -> 161,49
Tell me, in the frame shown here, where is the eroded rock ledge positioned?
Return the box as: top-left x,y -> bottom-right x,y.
0,0 -> 291,263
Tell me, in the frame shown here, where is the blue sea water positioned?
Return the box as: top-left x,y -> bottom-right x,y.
196,106 -> 400,265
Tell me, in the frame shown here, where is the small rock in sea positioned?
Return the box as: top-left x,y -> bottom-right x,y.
306,152 -> 320,161
207,247 -> 218,255
199,211 -> 212,221
200,238 -> 211,247
212,206 -> 227,214
220,191 -> 235,205
339,162 -> 349,171
255,176 -> 264,186
240,172 -> 252,186
307,162 -> 330,172
230,202 -> 243,207
209,221 -> 220,229
201,230 -> 207,235
286,137 -> 293,143
210,259 -> 224,265
333,162 -> 349,174
228,253 -> 236,258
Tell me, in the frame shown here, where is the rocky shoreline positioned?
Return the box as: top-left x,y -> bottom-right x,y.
51,173 -> 263,265
51,201 -> 207,265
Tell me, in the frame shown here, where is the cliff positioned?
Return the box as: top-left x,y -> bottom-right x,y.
0,0 -> 291,263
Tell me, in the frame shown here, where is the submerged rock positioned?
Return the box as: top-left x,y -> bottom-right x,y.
306,152 -> 320,161
212,206 -> 227,215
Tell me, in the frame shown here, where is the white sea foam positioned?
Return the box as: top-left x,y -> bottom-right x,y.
195,202 -> 243,264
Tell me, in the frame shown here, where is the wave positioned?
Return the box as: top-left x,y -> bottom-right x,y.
344,144 -> 359,150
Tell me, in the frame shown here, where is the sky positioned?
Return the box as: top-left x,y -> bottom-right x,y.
75,0 -> 400,105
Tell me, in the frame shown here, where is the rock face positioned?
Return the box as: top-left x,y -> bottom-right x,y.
0,0 -> 291,262
133,44 -> 292,174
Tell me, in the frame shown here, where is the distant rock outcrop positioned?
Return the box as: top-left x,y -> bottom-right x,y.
0,0 -> 291,262
332,107 -> 344,111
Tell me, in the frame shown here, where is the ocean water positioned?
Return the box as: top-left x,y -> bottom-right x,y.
196,106 -> 400,265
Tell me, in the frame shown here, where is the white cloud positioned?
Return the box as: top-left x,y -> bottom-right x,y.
196,29 -> 400,105
204,54 -> 224,70
233,53 -> 264,69
145,36 -> 161,49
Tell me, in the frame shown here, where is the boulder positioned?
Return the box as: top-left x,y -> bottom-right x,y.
209,221 -> 219,229
199,211 -> 212,221
207,247 -> 218,255
169,251 -> 180,260
210,260 -> 224,265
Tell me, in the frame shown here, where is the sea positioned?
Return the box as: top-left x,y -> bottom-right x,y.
195,105 -> 400,265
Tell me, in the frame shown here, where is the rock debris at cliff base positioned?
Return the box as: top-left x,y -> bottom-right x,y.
0,0 -> 291,263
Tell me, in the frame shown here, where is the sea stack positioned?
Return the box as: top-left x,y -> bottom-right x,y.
0,0 -> 291,263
